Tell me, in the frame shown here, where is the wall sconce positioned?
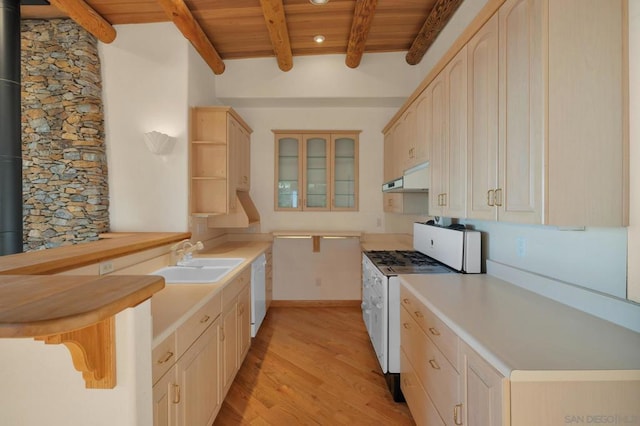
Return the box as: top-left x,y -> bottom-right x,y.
143,131 -> 175,155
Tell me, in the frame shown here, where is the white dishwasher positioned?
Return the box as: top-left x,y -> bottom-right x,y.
251,254 -> 266,337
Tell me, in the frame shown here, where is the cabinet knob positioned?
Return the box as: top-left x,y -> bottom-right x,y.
402,298 -> 410,305
428,327 -> 440,336
428,359 -> 440,370
402,322 -> 411,329
200,315 -> 210,324
414,311 -> 423,318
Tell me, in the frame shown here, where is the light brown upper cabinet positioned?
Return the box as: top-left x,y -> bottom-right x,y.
387,0 -> 627,227
274,131 -> 359,211
189,107 -> 252,217
429,47 -> 468,219
466,0 -> 627,226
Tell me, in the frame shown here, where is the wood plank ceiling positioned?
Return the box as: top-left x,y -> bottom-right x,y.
21,0 -> 464,74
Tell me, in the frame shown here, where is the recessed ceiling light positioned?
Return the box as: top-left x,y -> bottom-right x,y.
309,0 -> 329,5
313,35 -> 326,44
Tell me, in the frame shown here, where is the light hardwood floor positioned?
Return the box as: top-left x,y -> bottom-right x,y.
214,306 -> 415,425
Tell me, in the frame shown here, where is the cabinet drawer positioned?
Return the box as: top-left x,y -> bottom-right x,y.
401,348 -> 445,426
152,332 -> 177,385
177,293 -> 222,357
401,285 -> 459,370
222,268 -> 250,308
401,303 -> 460,424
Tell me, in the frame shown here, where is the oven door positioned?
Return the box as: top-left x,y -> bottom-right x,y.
362,255 -> 388,373
361,255 -> 374,337
370,280 -> 388,373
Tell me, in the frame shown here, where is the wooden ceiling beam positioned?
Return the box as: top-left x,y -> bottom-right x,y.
406,0 -> 464,65
155,0 -> 225,75
345,0 -> 378,69
48,0 -> 116,43
259,0 -> 293,72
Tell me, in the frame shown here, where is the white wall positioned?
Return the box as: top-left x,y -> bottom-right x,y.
0,302 -> 153,426
215,52 -> 422,105
234,106 -> 395,233
100,23 -> 216,233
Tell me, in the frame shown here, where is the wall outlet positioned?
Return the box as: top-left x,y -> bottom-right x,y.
99,261 -> 114,275
516,237 -> 527,258
196,222 -> 205,235
315,278 -> 322,287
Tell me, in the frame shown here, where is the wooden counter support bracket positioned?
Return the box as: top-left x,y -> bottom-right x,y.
36,317 -> 116,389
312,236 -> 321,252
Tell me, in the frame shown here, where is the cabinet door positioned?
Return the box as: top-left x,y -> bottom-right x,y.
221,301 -> 238,395
498,0 -> 543,224
414,89 -> 430,166
153,367 -> 178,426
176,321 -> 220,426
383,129 -> 395,183
237,283 -> 252,364
546,0 -> 626,226
236,123 -> 251,192
331,134 -> 358,210
445,47 -> 468,219
303,134 -> 331,210
275,134 -> 303,210
402,104 -> 417,171
429,72 -> 448,216
461,342 -> 506,426
467,14 -> 499,221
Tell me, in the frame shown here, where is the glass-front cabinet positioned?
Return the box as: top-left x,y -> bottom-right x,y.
275,134 -> 302,209
331,134 -> 358,210
303,135 -> 329,210
274,131 -> 359,211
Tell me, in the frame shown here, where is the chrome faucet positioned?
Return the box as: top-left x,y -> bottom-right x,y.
170,239 -> 204,265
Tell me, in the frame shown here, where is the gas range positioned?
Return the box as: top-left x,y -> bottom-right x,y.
361,223 -> 482,402
363,250 -> 454,275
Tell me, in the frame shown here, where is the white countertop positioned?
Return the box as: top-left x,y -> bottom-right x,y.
151,241 -> 270,346
400,273 -> 640,377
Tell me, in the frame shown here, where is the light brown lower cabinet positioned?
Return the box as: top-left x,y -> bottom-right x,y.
152,269 -> 252,426
402,289 -> 510,426
401,289 -> 507,426
460,341 -> 507,426
400,284 -> 640,426
152,321 -> 221,426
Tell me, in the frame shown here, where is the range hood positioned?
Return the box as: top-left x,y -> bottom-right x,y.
382,162 -> 429,193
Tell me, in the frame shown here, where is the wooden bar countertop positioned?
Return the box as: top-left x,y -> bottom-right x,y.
0,274 -> 164,338
0,232 -> 190,275
0,232 -> 189,338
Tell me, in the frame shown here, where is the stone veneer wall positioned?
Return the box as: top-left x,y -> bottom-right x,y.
21,19 -> 109,251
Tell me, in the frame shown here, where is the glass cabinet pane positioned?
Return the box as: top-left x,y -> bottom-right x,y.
332,136 -> 357,209
274,131 -> 358,211
277,137 -> 300,209
305,136 -> 328,209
